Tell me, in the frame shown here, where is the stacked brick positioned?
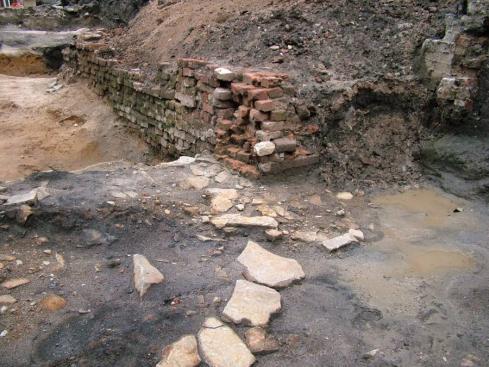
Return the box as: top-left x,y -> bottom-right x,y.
63,37 -> 319,178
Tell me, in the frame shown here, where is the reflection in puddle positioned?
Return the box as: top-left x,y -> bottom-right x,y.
339,188 -> 478,314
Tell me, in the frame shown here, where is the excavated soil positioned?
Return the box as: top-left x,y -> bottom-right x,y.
0,74 -> 151,181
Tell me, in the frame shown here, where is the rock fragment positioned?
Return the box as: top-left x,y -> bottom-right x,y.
211,215 -> 278,229
160,156 -> 196,167
0,295 -> 17,304
197,317 -> 255,367
265,229 -> 283,241
245,327 -> 280,354
184,176 -> 210,190
156,335 -> 201,367
1,278 -> 30,289
16,205 -> 33,224
237,241 -> 305,288
321,229 -> 364,252
4,189 -> 38,206
214,67 -> 236,81
207,189 -> 239,214
336,192 -> 354,200
133,254 -> 164,297
254,142 -> 276,157
223,280 -> 281,327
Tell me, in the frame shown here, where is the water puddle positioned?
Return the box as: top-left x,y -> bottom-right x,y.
339,188 -> 479,314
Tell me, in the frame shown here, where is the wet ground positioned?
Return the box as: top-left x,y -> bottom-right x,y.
0,158 -> 488,367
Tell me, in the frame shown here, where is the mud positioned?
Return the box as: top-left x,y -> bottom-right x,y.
0,163 -> 488,367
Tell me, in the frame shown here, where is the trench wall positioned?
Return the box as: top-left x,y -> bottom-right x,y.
63,38 -> 319,178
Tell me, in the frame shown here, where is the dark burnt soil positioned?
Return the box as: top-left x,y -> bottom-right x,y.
0,161 -> 488,367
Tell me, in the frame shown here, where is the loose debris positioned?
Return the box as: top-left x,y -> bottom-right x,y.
133,254 -> 165,297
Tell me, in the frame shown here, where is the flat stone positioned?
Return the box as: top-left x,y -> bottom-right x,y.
4,189 -> 38,206
237,241 -> 305,288
211,215 -> 278,229
214,67 -> 236,81
265,229 -> 283,241
0,255 -> 15,262
245,327 -> 280,354
321,229 -> 364,252
160,156 -> 196,167
1,278 -> 30,289
254,142 -> 276,157
198,317 -> 255,367
223,280 -> 281,326
184,176 -> 210,190
207,189 -> 239,214
214,171 -> 231,183
292,231 -> 318,243
133,254 -> 164,297
157,335 -> 201,367
0,295 -> 17,304
336,192 -> 354,200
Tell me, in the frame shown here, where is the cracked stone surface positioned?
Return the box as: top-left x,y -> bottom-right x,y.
222,279 -> 281,327
156,335 -> 201,367
237,241 -> 305,288
321,229 -> 364,252
197,317 -> 255,367
133,254 -> 164,297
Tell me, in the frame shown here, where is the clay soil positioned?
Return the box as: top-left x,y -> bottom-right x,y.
0,74 -> 151,182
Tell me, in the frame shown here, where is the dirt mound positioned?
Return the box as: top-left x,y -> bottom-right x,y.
0,74 -> 152,181
111,0 -> 458,81
0,50 -> 48,76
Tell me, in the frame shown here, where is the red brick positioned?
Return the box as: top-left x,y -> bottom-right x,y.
254,99 -> 275,112
237,105 -> 250,118
247,88 -> 270,101
262,121 -> 284,131
268,87 -> 284,99
215,108 -> 235,119
178,58 -> 208,69
250,109 -> 269,122
231,83 -> 255,96
202,102 -> 214,115
182,68 -> 194,77
217,119 -> 233,130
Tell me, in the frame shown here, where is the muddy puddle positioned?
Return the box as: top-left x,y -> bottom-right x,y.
339,188 -> 480,314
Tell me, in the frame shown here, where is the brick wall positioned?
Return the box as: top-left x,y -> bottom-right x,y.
63,35 -> 319,178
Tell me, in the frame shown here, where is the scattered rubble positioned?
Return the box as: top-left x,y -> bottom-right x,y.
237,241 -> 305,288
1,278 -> 30,289
245,327 -> 280,355
197,317 -> 255,367
223,279 -> 281,327
157,335 -> 201,367
133,254 -> 165,298
211,215 -> 278,229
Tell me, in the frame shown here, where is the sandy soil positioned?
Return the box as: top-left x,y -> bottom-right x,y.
0,74 -> 151,182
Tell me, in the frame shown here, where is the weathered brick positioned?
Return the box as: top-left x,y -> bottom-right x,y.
250,109 -> 269,122
255,99 -> 275,112
261,121 -> 284,131
237,105 -> 250,118
215,108 -> 235,119
270,110 -> 287,121
273,137 -> 297,153
213,88 -> 232,101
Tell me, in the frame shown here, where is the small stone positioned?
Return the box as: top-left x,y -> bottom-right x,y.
236,204 -> 245,211
362,349 -> 380,360
292,231 -> 318,243
161,156 -> 196,167
0,255 -> 15,262
184,176 -> 210,190
265,229 -> 283,241
0,330 -> 7,337
0,295 -> 17,304
211,215 -> 278,229
336,192 -> 354,200
213,88 -> 232,101
254,142 -> 276,157
214,68 -> 236,81
156,335 -> 201,367
223,280 -> 281,326
237,241 -> 305,288
198,317 -> 255,367
16,205 -> 33,224
40,294 -> 67,312
214,171 -> 230,183
308,194 -> 322,206
1,278 -> 30,289
321,230 -> 363,252
4,189 -> 38,206
245,327 -> 280,354
133,254 -> 165,297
